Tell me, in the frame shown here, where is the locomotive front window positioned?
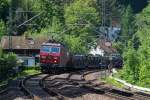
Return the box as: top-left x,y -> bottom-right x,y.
51,47 -> 60,53
41,47 -> 50,52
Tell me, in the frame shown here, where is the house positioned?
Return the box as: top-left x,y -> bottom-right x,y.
89,39 -> 118,57
89,46 -> 104,56
0,36 -> 49,66
108,27 -> 120,41
98,39 -> 118,56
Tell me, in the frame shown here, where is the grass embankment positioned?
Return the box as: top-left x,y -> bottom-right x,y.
102,76 -> 150,94
19,67 -> 40,77
102,70 -> 150,92
0,67 -> 40,87
101,70 -> 125,89
102,77 -> 124,89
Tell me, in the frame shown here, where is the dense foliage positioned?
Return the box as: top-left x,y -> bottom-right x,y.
0,52 -> 17,79
0,20 -> 6,39
119,1 -> 150,88
135,5 -> 150,87
64,0 -> 99,53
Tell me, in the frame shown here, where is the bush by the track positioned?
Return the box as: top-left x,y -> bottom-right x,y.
0,66 -> 40,91
0,53 -> 17,80
22,66 -> 41,71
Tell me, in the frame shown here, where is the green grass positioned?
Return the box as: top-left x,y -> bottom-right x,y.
19,69 -> 40,76
100,69 -> 127,89
102,77 -> 125,89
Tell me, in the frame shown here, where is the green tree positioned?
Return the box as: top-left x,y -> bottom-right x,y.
36,0 -> 67,29
0,0 -> 9,21
0,20 -> 6,40
6,53 -> 17,69
138,45 -> 150,87
120,3 -> 150,87
0,46 -> 2,57
114,6 -> 135,55
135,5 -> 150,87
112,41 -> 124,54
64,0 -> 100,53
63,35 -> 87,54
122,44 -> 140,84
121,6 -> 135,40
65,0 -> 100,33
0,53 -> 17,77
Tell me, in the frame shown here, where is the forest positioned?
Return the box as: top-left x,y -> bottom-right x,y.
0,0 -> 149,88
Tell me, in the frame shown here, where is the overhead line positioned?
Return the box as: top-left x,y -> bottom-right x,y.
17,11 -> 44,28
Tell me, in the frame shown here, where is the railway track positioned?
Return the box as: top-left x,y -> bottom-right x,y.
1,69 -> 149,100
21,73 -> 70,100
82,70 -> 150,100
43,72 -> 80,100
40,73 -> 69,100
0,78 -> 28,100
21,73 -> 58,100
43,70 -> 116,100
20,70 -> 150,100
133,92 -> 150,100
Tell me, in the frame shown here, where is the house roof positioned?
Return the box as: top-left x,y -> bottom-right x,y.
1,36 -> 49,50
98,39 -> 117,54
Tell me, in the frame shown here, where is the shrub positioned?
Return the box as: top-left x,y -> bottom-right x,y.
0,53 -> 17,78
122,47 -> 140,84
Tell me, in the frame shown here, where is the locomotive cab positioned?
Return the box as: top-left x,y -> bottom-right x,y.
40,42 -> 69,73
40,45 -> 60,64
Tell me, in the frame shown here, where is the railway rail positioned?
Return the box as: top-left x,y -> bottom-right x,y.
0,78 -> 28,100
40,74 -> 69,100
82,70 -> 150,100
1,69 -> 149,100
43,70 -> 116,100
21,73 -> 55,100
43,72 -> 81,100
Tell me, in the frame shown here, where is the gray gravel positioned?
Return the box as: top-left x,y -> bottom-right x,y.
45,71 -> 117,100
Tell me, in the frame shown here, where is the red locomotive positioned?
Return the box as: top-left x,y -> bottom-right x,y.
40,42 -> 70,73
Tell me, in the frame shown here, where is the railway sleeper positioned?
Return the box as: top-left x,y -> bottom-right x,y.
109,88 -> 134,97
80,85 -> 105,94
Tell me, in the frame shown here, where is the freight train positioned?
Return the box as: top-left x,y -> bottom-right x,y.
40,41 -> 122,73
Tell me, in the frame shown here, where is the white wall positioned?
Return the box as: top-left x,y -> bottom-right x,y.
89,47 -> 104,56
18,56 -> 35,67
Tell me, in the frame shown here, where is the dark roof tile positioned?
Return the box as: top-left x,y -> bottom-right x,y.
1,36 -> 49,49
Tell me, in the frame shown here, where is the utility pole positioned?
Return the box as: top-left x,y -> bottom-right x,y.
98,0 -> 112,41
99,0 -> 108,78
101,0 -> 105,32
99,0 -> 107,38
8,0 -> 13,51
